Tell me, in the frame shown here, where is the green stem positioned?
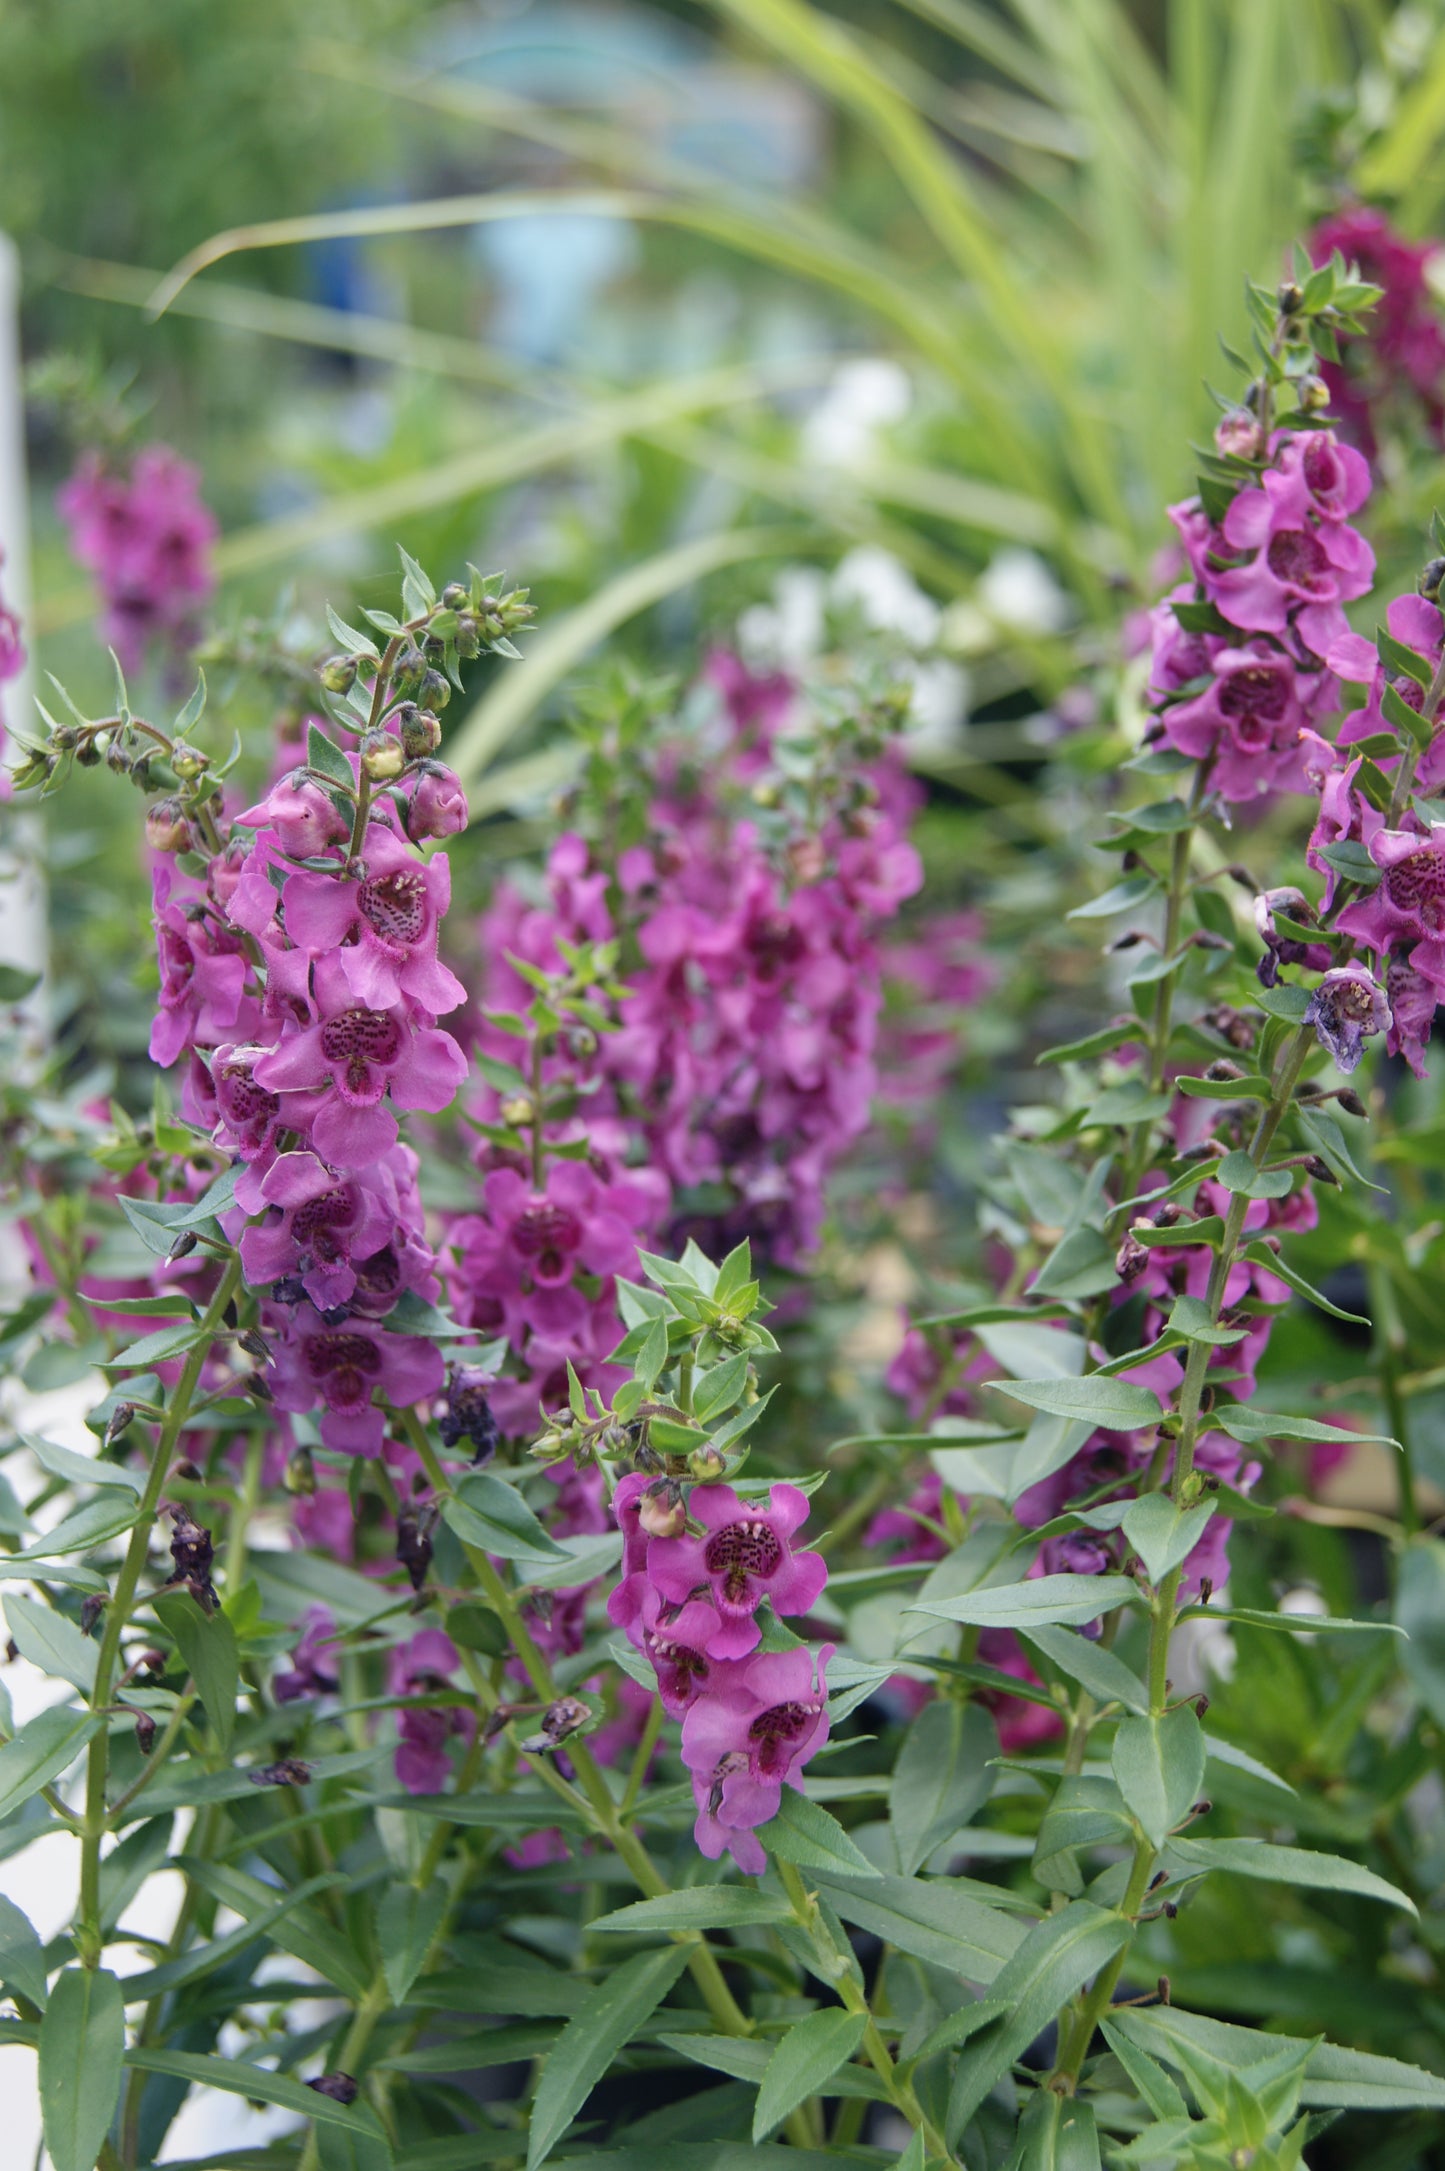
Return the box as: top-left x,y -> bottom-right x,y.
1050,1024 -> 1311,2089
399,1411 -> 755,2041
76,1252 -> 243,1970
775,1858 -> 957,2165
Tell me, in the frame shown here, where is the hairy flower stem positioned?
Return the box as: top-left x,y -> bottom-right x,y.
1050,1024 -> 1311,2089
76,1251 -> 244,1969
399,1415 -> 764,2049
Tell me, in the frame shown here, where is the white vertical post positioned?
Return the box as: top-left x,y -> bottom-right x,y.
0,230 -> 46,1013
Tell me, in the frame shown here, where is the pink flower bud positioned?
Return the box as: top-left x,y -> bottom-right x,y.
238,771 -> 351,858
405,763 -> 468,840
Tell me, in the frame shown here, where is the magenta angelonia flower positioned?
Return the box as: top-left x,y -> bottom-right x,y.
389,1629 -> 472,1794
646,1482 -> 828,1660
278,828 -> 467,1014
252,953 -> 467,1168
681,1644 -> 833,1874
1162,641 -> 1318,802
1304,964 -> 1392,1073
274,1605 -> 340,1704
149,865 -> 257,1067
58,444 -> 217,675
1336,823 -> 1445,954
1208,451 -> 1375,658
1386,951 -> 1439,1078
266,1301 -> 444,1455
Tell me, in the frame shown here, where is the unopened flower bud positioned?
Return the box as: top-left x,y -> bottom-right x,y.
564,1026 -> 598,1062
392,646 -> 426,695
638,1484 -> 686,1539
441,582 -> 468,609
453,612 -> 481,659
166,1230 -> 198,1264
499,1095 -> 534,1128
1213,409 -> 1263,460
405,762 -> 468,840
420,668 -> 451,710
170,1459 -> 204,1485
1277,279 -> 1304,315
104,1402 -> 137,1448
400,708 -> 442,760
1336,1087 -> 1367,1117
361,732 -> 405,782
105,736 -> 132,775
319,653 -> 359,695
1297,374 -> 1330,413
285,1446 -> 317,1497
75,736 -> 103,767
1419,557 -> 1445,603
1302,1154 -> 1339,1184
80,1595 -> 104,1637
307,2076 -> 359,2105
132,1710 -> 157,1755
51,722 -> 80,751
170,744 -> 207,780
1204,1059 -> 1244,1082
688,1443 -> 727,1482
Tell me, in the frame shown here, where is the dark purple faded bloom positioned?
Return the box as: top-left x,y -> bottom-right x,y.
1305,964 -> 1392,1073
646,1482 -> 828,1660
681,1644 -> 832,1874
1253,888 -> 1333,988
437,1364 -> 501,1461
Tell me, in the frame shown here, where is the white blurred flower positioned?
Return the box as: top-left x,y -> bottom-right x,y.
802,358 -> 912,467
736,565 -> 828,670
901,659 -> 970,754
833,545 -> 940,644
977,547 -> 1072,634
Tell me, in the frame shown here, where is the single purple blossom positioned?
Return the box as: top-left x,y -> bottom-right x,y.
645,1482 -> 828,1660
681,1644 -> 832,1874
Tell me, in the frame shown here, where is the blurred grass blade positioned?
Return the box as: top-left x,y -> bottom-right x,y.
448,526 -> 812,789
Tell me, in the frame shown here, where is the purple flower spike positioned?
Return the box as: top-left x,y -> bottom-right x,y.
1305,964 -> 1392,1073
681,1644 -> 833,1874
646,1482 -> 827,1659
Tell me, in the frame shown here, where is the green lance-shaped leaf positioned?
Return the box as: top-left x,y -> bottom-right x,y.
753,2009 -> 868,2141
124,2047 -> 391,2131
1119,1494 -> 1216,1587
1020,1624 -> 1149,1716
442,1471 -> 569,1566
760,1789 -> 881,1879
986,1375 -> 1163,1429
1112,1704 -> 1206,1849
0,1891 -> 49,2009
376,1881 -> 449,2006
39,1966 -> 126,2171
911,1572 -> 1141,1634
948,1903 -> 1132,2136
154,1591 -> 239,1752
594,1888 -> 794,1935
1397,1539 -> 1445,1727
526,1941 -> 690,2168
317,2115 -> 395,2171
1107,2004 -> 1445,2112
1032,1776 -> 1135,1899
1166,1836 -> 1416,1916
1008,2088 -> 1101,2170
813,1869 -> 1026,1984
2,1595 -> 98,1694
890,1699 -> 998,1874
0,1705 -> 101,1822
